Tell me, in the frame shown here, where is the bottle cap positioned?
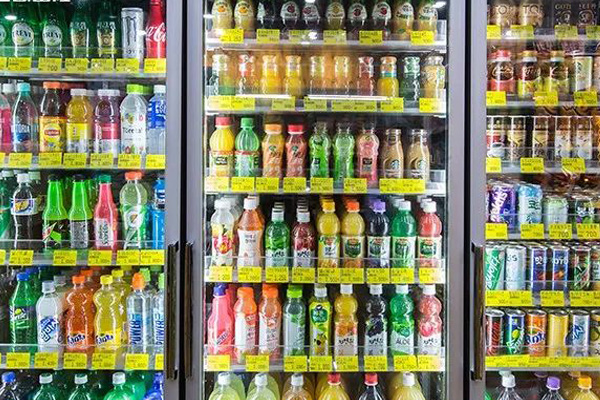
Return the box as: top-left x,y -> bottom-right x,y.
365,373 -> 378,386
423,201 -> 437,213
43,81 -> 61,90
70,88 -> 87,96
272,208 -> 284,221
154,84 -> 166,94
39,373 -> 53,384
264,286 -> 278,298
97,89 -> 113,97
297,211 -> 310,223
2,83 -> 15,93
398,200 -> 411,211
215,199 -> 230,209
314,285 -> 327,298
243,197 -> 256,210
288,124 -> 304,134
53,275 -> 66,286
127,84 -> 142,94
112,269 -> 124,278
72,174 -> 85,182
217,373 -> 231,386
17,82 -> 30,92
1,372 -> 15,384
287,284 -> 302,298
132,273 -> 145,290
112,372 -> 126,385
42,281 -> 55,294
502,374 -> 516,388
28,171 -> 40,180
546,377 -> 560,390
255,373 -> 268,387
291,373 -> 303,387
159,273 -> 165,290
1,170 -> 13,177
214,283 -> 227,296
369,284 -> 383,295
125,171 -> 143,181
264,124 -> 283,134
100,275 -> 113,285
74,374 -> 88,385
241,117 -> 254,127
215,116 -> 231,126
237,286 -> 254,298
340,284 -> 352,295
140,268 -> 151,283
395,284 -> 409,294
80,269 -> 93,278
346,201 -> 359,212
422,285 -> 436,296
327,373 -> 341,384
16,273 -> 28,281
16,173 -> 29,183
72,275 -> 85,285
579,376 -> 592,389
402,373 -> 415,387
98,174 -> 112,184
372,200 -> 386,214
322,202 -> 335,213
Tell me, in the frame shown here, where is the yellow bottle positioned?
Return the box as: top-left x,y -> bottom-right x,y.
248,373 -> 281,400
261,55 -> 282,94
563,372 -> 582,400
574,376 -> 600,400
66,88 -> 93,153
282,374 -> 314,400
209,116 -> 236,177
234,0 -> 255,31
333,56 -> 351,95
392,373 -> 425,400
377,56 -> 400,97
333,284 -> 358,356
318,374 -> 349,400
309,56 -> 327,94
317,201 -> 340,268
284,55 -> 304,97
93,275 -> 123,353
341,201 -> 365,268
111,269 -> 130,344
211,0 -> 234,33
388,373 -> 422,400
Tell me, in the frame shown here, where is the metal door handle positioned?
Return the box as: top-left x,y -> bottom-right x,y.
183,242 -> 193,378
473,244 -> 485,381
165,243 -> 178,380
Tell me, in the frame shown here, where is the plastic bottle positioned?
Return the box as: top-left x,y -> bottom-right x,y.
207,283 -> 234,355
210,116 -> 236,177
574,377 -> 599,400
391,200 -> 417,268
32,373 -> 61,400
143,373 -> 164,400
150,177 -> 165,250
104,373 -> 135,400
318,374 -> 349,400
121,84 -> 148,155
127,273 -> 151,353
94,275 -> 122,352
262,124 -> 285,178
341,201 -> 365,268
69,175 -> 93,249
283,374 -> 313,400
210,199 -> 235,266
417,285 -> 442,355
248,374 -> 278,400
284,56 -> 303,97
36,281 -> 62,353
417,201 -> 442,268
237,197 -> 264,267
96,0 -> 120,59
265,206 -> 290,267
363,284 -> 388,356
233,286 -> 257,362
0,171 -> 12,245
39,81 -> 66,153
42,175 -> 68,249
366,200 -> 391,268
358,374 -> 384,400
65,88 -> 92,153
333,284 -> 358,356
283,284 -> 306,356
0,89 -> 11,155
309,285 -> 331,355
94,174 -> 118,251
151,273 -> 165,354
541,377 -> 565,400
292,209 -> 316,268
357,126 -> 380,187
12,173 -> 37,249
147,85 -> 166,155
286,124 -> 308,177
64,274 -> 94,353
9,272 -> 36,345
392,373 -> 425,400
309,122 -> 331,178
234,117 -> 260,177
67,374 -> 94,400
120,171 -> 149,249
209,373 -> 242,400
377,56 -> 399,97
258,285 -> 282,359
389,285 -> 415,355
317,201 -> 340,268
93,89 -> 121,159
12,82 -> 38,153
332,124 -> 354,185
0,372 -> 19,400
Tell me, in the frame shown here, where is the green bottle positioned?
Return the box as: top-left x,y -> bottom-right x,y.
332,124 -> 354,185
234,117 -> 260,177
104,373 -> 135,400
309,284 -> 331,356
264,205 -> 290,267
68,175 -> 92,249
391,200 -> 416,268
11,0 -> 40,58
308,122 -> 331,178
40,0 -> 68,58
96,0 -> 120,59
389,284 -> 415,355
0,2 -> 13,57
32,373 -> 62,400
69,0 -> 95,58
283,284 -> 306,356
124,371 -> 146,400
9,272 -> 36,346
42,175 -> 67,250
68,374 -> 97,400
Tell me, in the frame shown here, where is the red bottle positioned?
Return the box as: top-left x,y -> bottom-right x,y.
146,0 -> 167,58
417,285 -> 442,355
291,209 -> 316,268
357,57 -> 375,96
417,201 -> 442,268
93,174 -> 118,251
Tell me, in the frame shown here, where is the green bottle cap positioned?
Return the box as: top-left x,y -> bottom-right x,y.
287,284 -> 302,298
158,273 -> 165,290
127,84 -> 141,94
150,265 -> 162,272
140,268 -> 151,283
98,174 -> 112,183
241,117 -> 254,127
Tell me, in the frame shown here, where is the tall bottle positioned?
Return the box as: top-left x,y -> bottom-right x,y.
400,56 -> 420,102
309,122 -> 331,178
238,54 -> 257,94
260,55 -> 282,95
67,374 -> 94,400
390,284 -> 414,355
9,272 -> 36,345
333,284 -> 358,356
262,123 -> 285,178
347,0 -> 367,40
333,56 -> 351,95
93,89 -> 121,158
209,373 -> 242,400
65,275 -> 94,353
69,175 -> 92,249
258,285 -> 282,359
12,173 -> 37,249
42,175 -> 67,250
357,126 -> 380,187
367,200 -> 390,268
283,284 -> 306,356
381,128 -> 404,178
265,206 -> 290,267
11,0 -> 39,58
151,177 -> 165,250
234,117 -> 260,177
127,273 -> 152,353
333,124 -> 354,185
377,57 -> 399,97
207,284 -> 234,355
210,199 -> 235,266
66,88 -> 93,153
309,285 -> 331,355
152,274 -> 165,354
12,82 -> 38,153
417,285 -> 442,355
233,286 -> 257,362
247,374 -> 278,400
94,174 -> 118,251
405,129 -> 430,181
147,85 -> 166,155
292,209 -> 316,268
286,124 -> 308,177
209,116 -> 236,177
391,200 -> 416,268
32,374 -> 61,400
364,285 -> 388,355
94,275 -> 122,352
284,56 -> 304,97
147,0 -> 166,59
237,197 -> 263,267
41,0 -> 68,58
39,81 -> 66,153
70,0 -> 95,58
417,201 -> 442,268
0,372 -> 20,400
341,201 -> 365,268
120,171 -> 148,249
36,281 -> 62,353
0,171 -> 12,245
96,0 -> 120,59
120,85 -> 148,155
317,201 -> 340,268
0,87 -> 11,155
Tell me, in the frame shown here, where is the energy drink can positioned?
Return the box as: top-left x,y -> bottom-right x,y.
489,182 -> 517,229
590,309 -> 600,356
547,309 -> 569,357
525,309 -> 547,357
505,245 -> 526,290
568,309 -> 590,357
486,308 -> 504,356
571,245 -> 591,291
504,308 -> 525,355
550,246 -> 570,291
527,244 -> 547,293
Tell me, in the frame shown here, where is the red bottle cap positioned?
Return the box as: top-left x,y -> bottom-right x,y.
125,171 -> 143,181
328,373 -> 341,384
365,373 -> 378,385
43,81 -> 61,90
215,116 -> 231,126
288,124 -> 304,134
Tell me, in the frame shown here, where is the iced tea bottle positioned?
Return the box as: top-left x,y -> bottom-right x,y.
261,55 -> 282,94
284,55 -> 304,97
39,81 -> 66,153
238,54 -> 257,94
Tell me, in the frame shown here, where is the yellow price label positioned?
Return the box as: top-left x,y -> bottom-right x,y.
238,266 -> 262,283
38,152 -> 63,168
379,178 -> 402,194
534,91 -> 559,107
309,356 -> 332,371
206,355 -> 231,371
257,29 -> 280,43
38,57 -> 62,72
65,58 -> 89,73
587,25 -> 600,39
318,268 -> 341,283
394,355 -> 418,371
335,356 -> 358,371
144,58 -> 167,74
146,154 -> 166,169
343,178 -> 367,194
220,29 -> 244,43
8,152 -> 32,168
284,355 -> 307,372
570,291 -> 600,307
574,91 -> 598,107
417,355 -> 443,371
140,250 -> 165,265
125,353 -> 150,370
540,290 -> 565,307
390,268 -> 415,284
90,153 -> 114,168
311,177 -> 333,193
271,97 -> 296,111
256,177 -> 280,193
304,98 -> 327,111
117,250 -> 141,265
555,24 -> 578,39
291,267 -> 315,283
88,250 -> 113,266
288,30 -> 310,42
331,99 -> 355,112
380,98 -> 404,113
9,250 -> 33,266
0,250 -> 7,264
366,268 -> 390,284
116,58 -> 140,73
34,352 -> 59,369
207,96 -> 233,111
577,223 -> 600,239
359,30 -> 383,44
486,290 -> 533,307
53,250 -> 78,266
63,153 -> 87,168
231,97 -> 255,110
0,57 -> 7,70
419,98 -> 442,113
205,176 -> 230,192
419,268 -> 444,284
510,25 -> 534,39
487,25 -> 502,39
6,352 -> 30,368
265,267 -> 289,283
207,266 -> 233,282
354,100 -> 377,112
486,157 -> 502,173
231,177 -> 255,192
92,352 -> 117,370
486,91 -> 507,107
155,354 -> 164,370
340,268 -> 364,284
520,157 -> 545,173
520,224 -> 544,240
118,153 -> 142,169
246,354 -> 270,371
323,30 -> 346,43
63,353 -> 88,369
398,179 -> 426,194
283,177 -> 306,193
364,355 -> 388,371
7,57 -> 31,72
562,157 -> 586,173
410,30 -> 435,45
91,58 -> 115,73
549,223 -> 572,240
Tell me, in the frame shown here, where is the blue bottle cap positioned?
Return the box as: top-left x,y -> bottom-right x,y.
16,273 -> 28,281
2,372 -> 15,383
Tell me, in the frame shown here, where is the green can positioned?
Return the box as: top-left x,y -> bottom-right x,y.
485,244 -> 506,290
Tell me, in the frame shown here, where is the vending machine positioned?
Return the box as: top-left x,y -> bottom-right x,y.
186,0 -> 466,399
0,0 -> 182,398
470,0 -> 600,398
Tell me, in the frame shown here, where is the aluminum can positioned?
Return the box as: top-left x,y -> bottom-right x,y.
547,309 -> 569,357
485,308 -> 504,356
568,309 -> 590,357
571,245 -> 591,291
488,181 -> 517,229
550,245 -> 569,291
525,308 -> 547,356
486,116 -> 506,158
594,56 -> 600,92
592,245 -> 600,290
569,194 -> 595,227
531,116 -> 550,158
554,116 -> 572,160
503,308 -> 525,355
571,56 -> 593,93
485,245 -> 506,290
121,8 -> 145,64
527,244 -> 547,293
517,183 -> 543,228
590,309 -> 600,356
516,51 -> 540,99
518,0 -> 544,27
506,116 -> 526,162
543,195 -> 569,228
573,116 -> 593,160
505,245 -> 526,290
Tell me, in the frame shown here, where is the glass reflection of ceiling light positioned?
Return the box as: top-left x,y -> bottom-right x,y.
306,94 -> 389,101
5,15 -> 16,21
433,1 -> 445,8
236,94 -> 294,100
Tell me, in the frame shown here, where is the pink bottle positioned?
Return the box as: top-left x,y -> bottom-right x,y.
93,174 -> 119,251
417,201 -> 442,268
285,124 -> 307,177
356,126 -> 380,187
93,89 -> 121,159
417,285 -> 442,355
207,283 -> 234,355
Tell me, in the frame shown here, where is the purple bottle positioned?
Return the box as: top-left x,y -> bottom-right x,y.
93,89 -> 121,159
366,200 -> 390,268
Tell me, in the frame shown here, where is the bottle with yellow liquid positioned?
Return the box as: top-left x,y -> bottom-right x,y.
392,373 -> 425,400
93,275 -> 123,353
333,56 -> 351,96
209,373 -> 243,400
388,373 -> 421,400
234,0 -> 255,31
309,285 -> 331,356
238,54 -> 258,95
341,201 -> 365,268
574,377 -> 600,400
562,372 -> 581,400
211,0 -> 234,33
317,201 -> 340,268
333,284 -> 358,356
284,55 -> 304,97
377,56 -> 399,97
209,54 -> 236,95
309,56 -> 327,95
209,116 -> 236,177
261,55 -> 282,94
318,374 -> 349,400
282,374 -> 314,400
66,88 -> 93,154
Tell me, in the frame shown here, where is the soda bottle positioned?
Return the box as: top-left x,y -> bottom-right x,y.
66,88 -> 92,153
151,274 -> 165,354
347,0 -> 368,40
40,0 -> 68,58
39,81 -> 65,153
357,126 -> 380,187
237,197 -> 263,267
234,0 -> 255,31
258,284 -> 282,359
127,273 -> 151,354
64,274 -> 94,353
104,373 -> 135,400
209,373 -> 242,400
32,373 -> 61,400
120,171 -> 149,249
67,374 -> 93,400
333,124 -> 354,185
495,374 -> 524,400
292,209 -> 316,268
94,275 -> 123,352
333,284 -> 358,356
364,285 -> 388,355
207,283 -> 234,355
341,201 -> 364,268
234,117 -> 260,177
540,377 -> 564,400
417,201 -> 442,268
318,374 -> 349,400
11,0 -> 39,58
11,173 -> 37,249
265,206 -> 290,267
309,288 -> 332,357
325,0 -> 345,30
256,0 -> 280,29
143,373 -> 164,400
417,284 -> 442,355
389,284 -> 414,355
0,372 -> 19,400
147,0 -> 166,58
0,87 -> 11,155
69,175 -> 92,249
283,284 -> 306,356
210,116 -> 235,177
12,82 -> 38,153
42,175 -> 67,250
0,172 -> 13,246
391,200 -> 416,268
309,122 -> 331,178
367,200 -> 390,268
150,177 -> 165,250
28,266 -> 42,300
286,124 -> 308,177
93,89 -> 121,159
233,286 -> 257,362
282,374 -> 313,400
9,272 -> 36,345
96,0 -> 120,59
94,174 -> 118,251
147,85 -> 166,155
121,84 -> 148,155
36,281 -> 62,353
70,0 -> 95,58
317,201 -> 340,268
393,373 -> 425,400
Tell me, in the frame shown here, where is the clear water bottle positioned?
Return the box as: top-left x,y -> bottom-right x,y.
151,273 -> 165,355
0,372 -> 19,400
498,374 -> 524,400
11,82 -> 38,153
143,373 -> 164,400
127,272 -> 152,354
541,377 -> 565,400
147,85 -> 166,155
120,84 -> 148,155
36,281 -> 62,353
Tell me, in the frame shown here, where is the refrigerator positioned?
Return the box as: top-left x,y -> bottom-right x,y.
187,0 -> 466,398
470,0 -> 600,398
0,0 -> 182,398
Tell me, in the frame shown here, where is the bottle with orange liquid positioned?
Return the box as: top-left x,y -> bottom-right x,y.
64,275 -> 95,354
333,284 -> 358,356
574,377 -> 600,400
261,55 -> 282,94
341,201 -> 365,268
377,56 -> 400,97
284,55 -> 304,97
233,286 -> 257,363
318,374 -> 349,400
237,197 -> 264,267
258,284 -> 282,360
357,56 -> 376,96
209,117 -> 236,177
262,123 -> 285,178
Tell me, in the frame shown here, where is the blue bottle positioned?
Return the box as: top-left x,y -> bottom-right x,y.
151,178 -> 165,250
143,373 -> 164,400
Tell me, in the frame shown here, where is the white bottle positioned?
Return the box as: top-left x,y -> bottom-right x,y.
120,84 -> 148,155
147,85 -> 166,155
151,273 -> 165,354
36,281 -> 63,353
2,83 -> 16,106
126,272 -> 152,353
211,199 -> 235,266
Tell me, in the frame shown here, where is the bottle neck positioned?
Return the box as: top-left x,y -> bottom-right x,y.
98,183 -> 114,203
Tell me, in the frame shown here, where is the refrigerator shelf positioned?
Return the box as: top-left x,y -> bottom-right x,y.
486,25 -> 600,43
486,158 -> 598,175
0,153 -> 166,171
0,248 -> 165,267
485,355 -> 600,371
0,71 -> 167,82
485,289 -> 600,308
484,222 -> 599,241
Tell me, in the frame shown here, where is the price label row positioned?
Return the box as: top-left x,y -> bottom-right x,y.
485,157 -> 587,174
486,355 -> 600,368
486,290 -> 600,307
5,352 -> 163,370
485,223 -> 599,240
1,249 -> 165,266
4,153 -> 165,170
0,57 -> 166,74
485,24 -> 600,40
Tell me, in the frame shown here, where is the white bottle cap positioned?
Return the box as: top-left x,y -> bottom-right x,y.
110,89 -> 121,97
315,285 -> 327,298
28,170 -> 40,180
272,209 -> 284,221
2,170 -> 13,178
291,374 -> 303,387
298,211 -> 310,223
74,374 -> 88,385
217,373 -> 231,386
39,374 -> 52,384
340,284 -> 352,295
71,88 -> 87,96
243,198 -> 256,210
423,201 -> 437,213
215,199 -> 230,210
97,89 -> 113,97
369,284 -> 382,295
398,200 -> 411,211
154,85 -> 166,94
41,281 -> 55,294
2,83 -> 15,93
53,275 -> 66,286
255,373 -> 268,387
422,285 -> 436,296
17,173 -> 29,183
502,375 -> 516,388
395,284 -> 409,294
402,373 -> 415,387
112,372 -> 126,385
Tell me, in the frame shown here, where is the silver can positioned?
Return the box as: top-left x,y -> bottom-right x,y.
554,116 -> 572,160
574,116 -> 594,160
531,116 -> 550,159
121,8 -> 145,64
505,244 -> 526,290
568,309 -> 590,357
590,309 -> 600,356
571,56 -> 593,93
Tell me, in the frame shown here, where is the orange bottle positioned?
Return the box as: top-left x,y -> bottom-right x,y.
233,286 -> 258,363
262,124 -> 285,178
237,197 -> 264,267
64,275 -> 95,353
258,285 -> 282,360
81,269 -> 100,293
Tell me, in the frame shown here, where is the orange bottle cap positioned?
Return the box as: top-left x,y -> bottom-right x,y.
125,171 -> 143,180
263,286 -> 278,298
579,376 -> 592,389
72,275 -> 85,285
264,124 -> 282,134
132,273 -> 145,290
80,269 -> 93,278
347,202 -> 359,212
43,81 -> 61,90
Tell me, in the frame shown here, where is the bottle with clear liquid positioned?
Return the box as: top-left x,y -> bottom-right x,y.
497,375 -> 524,400
127,273 -> 152,354
282,374 -> 312,400
32,373 -> 62,400
36,281 -> 62,353
12,82 -> 38,153
541,377 -> 564,400
358,374 -> 384,400
147,85 -> 166,155
0,372 -> 19,400
120,84 -> 148,155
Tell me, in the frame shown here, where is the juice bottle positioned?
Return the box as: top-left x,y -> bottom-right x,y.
207,283 -> 234,355
247,374 -> 278,400
389,284 -> 414,355
417,201 -> 442,268
324,0 -> 345,30
234,0 -> 255,31
283,284 -> 306,356
318,374 -> 349,400
358,374 -> 385,400
209,117 -> 235,177
367,200 -> 390,268
261,55 -> 282,95
237,197 -> 264,267
417,285 -> 442,355
381,128 -> 404,178
562,372 -> 581,400
309,56 -> 327,95
258,285 -> 282,359
333,56 -> 351,96
66,88 -> 93,154
574,377 -> 600,400
357,125 -> 380,187
347,0 -> 367,40
392,0 -> 414,39
209,373 -> 242,400
377,57 -> 399,97
284,374 -> 316,398
39,81 -> 66,153
405,129 -> 431,181
262,123 -> 285,178
356,56 -> 376,96
111,269 -> 129,340
309,285 -> 331,355
391,200 -> 416,268
372,0 -> 392,39
265,206 -> 290,267
333,124 -> 354,185
341,201 -> 365,268
317,201 -> 340,268
400,56 -> 421,102
309,122 -> 331,178
248,374 -> 280,400
284,55 -> 304,97
64,275 -> 94,353
238,54 -> 257,95
93,89 -> 120,159
286,124 -> 308,177
94,174 -> 118,251
235,117 -> 260,177
93,275 -> 122,353
283,374 -> 313,400
388,373 -> 421,400
333,284 -> 358,356
392,373 -> 425,400
233,286 -> 257,363
211,0 -> 234,33
364,285 -> 388,355
281,0 -> 301,33
292,209 -> 317,268
210,54 -> 236,96
211,199 -> 235,267
415,0 -> 438,32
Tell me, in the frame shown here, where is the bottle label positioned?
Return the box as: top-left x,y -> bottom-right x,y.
40,116 -> 64,152
213,0 -> 233,17
265,247 -> 288,267
281,1 -> 300,20
70,220 -> 91,249
367,235 -> 391,268
121,111 -> 147,154
237,229 -> 261,267
0,24 -> 7,45
211,222 -> 234,266
14,123 -> 32,144
309,302 -> 331,355
372,1 -> 392,23
96,329 -> 122,347
122,204 -> 147,248
94,218 -> 115,248
348,3 -> 367,23
210,151 -> 233,177
334,321 -> 357,356
12,22 -> 34,46
364,317 -> 387,355
9,306 -> 34,341
417,235 -> 442,267
153,307 -> 165,346
127,312 -> 148,345
391,321 -> 414,354
326,1 -> 345,22
302,4 -> 320,23
95,122 -> 119,140
11,198 -> 35,216
284,311 -> 305,354
70,21 -> 90,48
417,5 -> 438,22
67,331 -> 89,348
67,122 -> 91,145
234,150 -> 259,177
258,313 -> 281,355
234,0 -> 255,19
293,247 -> 315,268
97,21 -> 118,55
235,312 -> 257,356
391,236 -> 416,268
148,99 -> 167,129
43,220 -> 67,247
418,331 -> 441,354
342,235 -> 364,261
318,234 -> 339,268
39,315 -> 60,344
0,205 -> 11,240
42,23 -> 63,47
395,2 -> 414,20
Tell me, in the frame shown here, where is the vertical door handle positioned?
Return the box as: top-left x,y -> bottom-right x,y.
183,242 -> 193,378
165,243 -> 178,380
473,244 -> 485,381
